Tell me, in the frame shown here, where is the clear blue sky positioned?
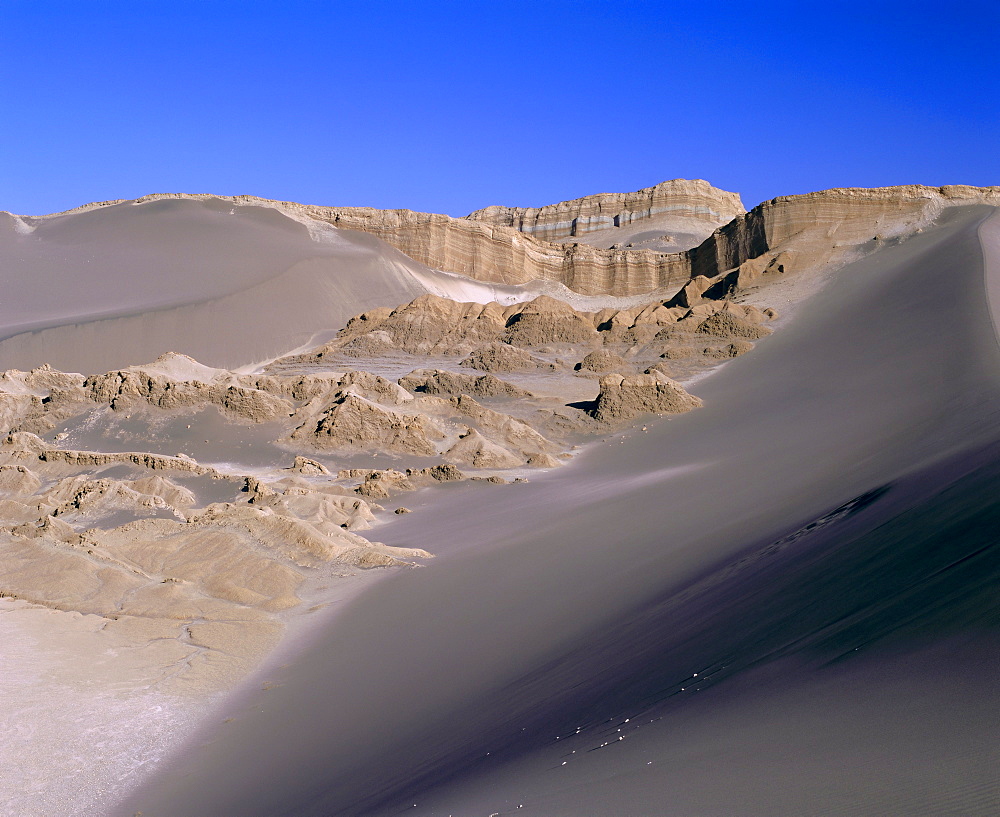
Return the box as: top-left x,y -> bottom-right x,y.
2,1 -> 997,216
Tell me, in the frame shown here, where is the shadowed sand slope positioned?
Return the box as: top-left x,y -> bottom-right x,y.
116,206 -> 1000,815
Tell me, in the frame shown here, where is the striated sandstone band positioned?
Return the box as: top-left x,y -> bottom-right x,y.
464,178 -> 745,242
22,184 -> 1000,302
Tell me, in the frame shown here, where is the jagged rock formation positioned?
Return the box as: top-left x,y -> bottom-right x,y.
278,292 -> 775,381
589,372 -> 703,422
445,428 -> 523,469
288,456 -> 332,475
39,447 -> 224,477
291,393 -> 445,455
398,369 -> 532,398
450,395 -> 559,456
696,310 -> 772,340
288,295 -> 604,362
321,207 -> 692,296
501,295 -> 600,347
459,343 -> 543,372
0,425 -> 435,690
0,177 -> 808,712
701,341 -> 755,359
575,350 -> 633,373
0,365 -> 88,434
348,464 -> 464,499
87,353 -> 292,422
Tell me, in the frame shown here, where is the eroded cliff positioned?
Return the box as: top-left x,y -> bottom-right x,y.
465,178 -> 745,248
29,184 -> 1000,302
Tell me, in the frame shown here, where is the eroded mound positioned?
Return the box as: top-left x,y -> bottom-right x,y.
398,369 -> 532,398
589,372 -> 703,421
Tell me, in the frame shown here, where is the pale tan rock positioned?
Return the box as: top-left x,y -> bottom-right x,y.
65,185 -> 1000,305
422,463 -> 464,482
320,206 -> 693,297
702,341 -> 755,359
659,347 -> 697,360
336,371 -> 414,405
525,452 -> 563,468
350,464 -> 466,500
398,368 -> 532,398
38,447 -> 221,477
236,476 -> 378,531
632,303 -> 687,326
2,431 -> 49,457
0,366 -> 89,434
87,353 -> 291,422
445,428 -> 523,469
589,372 -> 703,422
0,364 -> 86,396
355,470 -> 413,499
451,395 -> 558,454
36,474 -> 188,522
216,385 -> 292,422
575,350 -> 632,373
669,275 -> 716,308
0,464 -> 41,496
459,343 -> 540,372
501,296 -> 600,348
696,311 -> 773,340
11,514 -> 77,542
297,294 -> 605,368
288,455 -> 332,475
253,373 -> 345,401
291,393 -> 444,455
335,294 -> 507,356
129,475 -> 198,509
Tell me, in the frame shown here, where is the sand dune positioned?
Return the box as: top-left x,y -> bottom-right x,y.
112,204 -> 1000,815
0,198 -> 535,374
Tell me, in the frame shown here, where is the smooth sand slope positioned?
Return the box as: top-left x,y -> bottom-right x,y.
116,205 -> 1000,816
0,197 -> 488,374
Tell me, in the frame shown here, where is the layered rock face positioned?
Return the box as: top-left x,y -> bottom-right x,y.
314,184 -> 1000,299
683,184 -> 1000,297
315,205 -> 694,296
57,184 -> 1000,305
465,179 -> 745,244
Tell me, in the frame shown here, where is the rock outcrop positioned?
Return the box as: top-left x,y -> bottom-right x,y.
87,353 -> 292,422
445,428 -> 523,469
291,393 -> 445,455
678,184 -> 1000,301
696,310 -> 772,341
589,372 -> 703,422
459,343 -> 542,372
293,295 -> 604,361
398,369 -> 532,398
501,295 -> 600,348
575,350 -> 632,373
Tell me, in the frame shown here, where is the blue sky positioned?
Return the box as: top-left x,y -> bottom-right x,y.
2,1 -> 997,215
